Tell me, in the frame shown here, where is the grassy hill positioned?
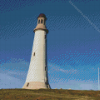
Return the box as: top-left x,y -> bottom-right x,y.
0,88 -> 100,100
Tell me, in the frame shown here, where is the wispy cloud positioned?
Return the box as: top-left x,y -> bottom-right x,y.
0,73 -> 24,89
56,68 -> 77,74
0,58 -> 29,89
48,62 -> 99,90
0,59 -> 99,90
0,58 -> 29,71
50,78 -> 98,90
48,62 -> 78,74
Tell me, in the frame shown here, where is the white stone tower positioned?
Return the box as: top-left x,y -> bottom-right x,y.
23,13 -> 51,89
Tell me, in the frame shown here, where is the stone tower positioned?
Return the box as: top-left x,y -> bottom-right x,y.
22,13 -> 51,89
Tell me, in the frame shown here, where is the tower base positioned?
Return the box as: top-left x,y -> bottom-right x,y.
22,82 -> 51,89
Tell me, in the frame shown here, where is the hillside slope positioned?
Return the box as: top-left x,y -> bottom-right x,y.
0,89 -> 100,100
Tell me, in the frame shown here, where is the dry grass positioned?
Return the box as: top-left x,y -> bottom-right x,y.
0,88 -> 100,100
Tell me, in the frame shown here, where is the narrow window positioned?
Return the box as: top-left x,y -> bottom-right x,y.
44,21 -> 45,25
45,35 -> 46,39
27,83 -> 29,87
33,52 -> 35,56
41,19 -> 43,23
38,20 -> 40,24
45,66 -> 46,71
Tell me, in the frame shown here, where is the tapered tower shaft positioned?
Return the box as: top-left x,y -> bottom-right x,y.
23,14 -> 50,89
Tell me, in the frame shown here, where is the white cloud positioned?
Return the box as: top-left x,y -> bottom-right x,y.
0,58 -> 29,73
0,58 -> 28,89
0,73 -> 24,89
0,59 -> 99,90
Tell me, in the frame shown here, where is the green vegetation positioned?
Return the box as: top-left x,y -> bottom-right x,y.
0,88 -> 100,100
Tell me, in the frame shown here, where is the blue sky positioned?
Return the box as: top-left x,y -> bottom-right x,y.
0,0 -> 100,90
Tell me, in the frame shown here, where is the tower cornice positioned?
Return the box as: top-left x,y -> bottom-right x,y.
33,28 -> 48,33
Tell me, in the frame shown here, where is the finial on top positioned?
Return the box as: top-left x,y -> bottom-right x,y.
37,13 -> 47,20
